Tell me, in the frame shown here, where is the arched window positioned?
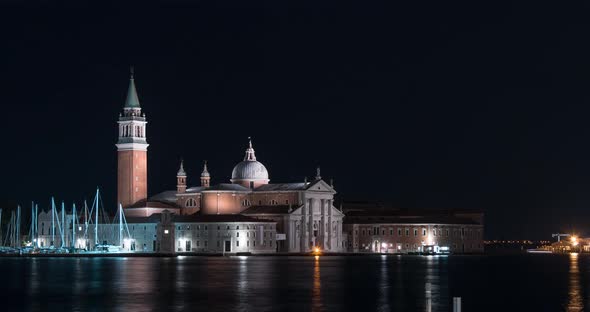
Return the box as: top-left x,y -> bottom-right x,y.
186,198 -> 197,208
270,199 -> 278,205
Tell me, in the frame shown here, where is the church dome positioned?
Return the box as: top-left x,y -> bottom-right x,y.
232,160 -> 269,181
230,138 -> 270,187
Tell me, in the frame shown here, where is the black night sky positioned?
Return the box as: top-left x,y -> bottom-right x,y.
1,1 -> 590,240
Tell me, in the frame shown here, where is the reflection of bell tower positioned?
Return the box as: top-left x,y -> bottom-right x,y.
116,68 -> 149,208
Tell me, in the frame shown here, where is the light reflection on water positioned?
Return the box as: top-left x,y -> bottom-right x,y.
313,255 -> 322,311
568,253 -> 583,312
2,254 -> 587,311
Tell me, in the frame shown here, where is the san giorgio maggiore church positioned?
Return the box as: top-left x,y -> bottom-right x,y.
36,72 -> 485,254
111,72 -> 343,253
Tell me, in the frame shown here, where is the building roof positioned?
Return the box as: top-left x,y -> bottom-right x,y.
203,183 -> 251,192
241,205 -> 299,215
125,214 -> 163,224
254,183 -> 307,191
344,215 -> 480,225
186,186 -> 207,193
172,213 -> 275,223
149,191 -> 178,204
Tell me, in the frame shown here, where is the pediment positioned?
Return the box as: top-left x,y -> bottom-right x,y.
306,179 -> 336,193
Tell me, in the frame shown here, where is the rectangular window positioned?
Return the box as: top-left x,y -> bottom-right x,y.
414,229 -> 418,236
423,229 -> 426,236
398,228 -> 402,236
237,241 -> 240,247
405,229 -> 409,236
204,241 -> 208,247
237,232 -> 240,237
254,240 -> 256,247
390,229 -> 393,236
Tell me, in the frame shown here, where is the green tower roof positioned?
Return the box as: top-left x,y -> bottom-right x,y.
124,69 -> 140,108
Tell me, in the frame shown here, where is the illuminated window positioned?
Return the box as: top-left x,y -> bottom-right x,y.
186,198 -> 197,208
164,230 -> 169,234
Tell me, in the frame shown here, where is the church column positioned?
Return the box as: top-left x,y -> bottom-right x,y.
320,199 -> 326,249
328,199 -> 332,250
301,200 -> 307,252
309,198 -> 314,249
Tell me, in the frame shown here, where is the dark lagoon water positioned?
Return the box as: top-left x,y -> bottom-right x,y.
0,253 -> 586,311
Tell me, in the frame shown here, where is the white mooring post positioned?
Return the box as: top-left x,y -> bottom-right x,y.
453,297 -> 462,312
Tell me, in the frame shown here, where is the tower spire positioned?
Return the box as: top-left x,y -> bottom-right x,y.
201,160 -> 211,187
177,159 -> 186,177
177,158 -> 187,194
124,67 -> 141,109
244,137 -> 257,161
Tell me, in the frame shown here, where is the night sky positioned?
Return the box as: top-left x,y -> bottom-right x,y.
1,2 -> 589,240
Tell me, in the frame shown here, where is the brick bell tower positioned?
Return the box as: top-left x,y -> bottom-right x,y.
116,68 -> 148,208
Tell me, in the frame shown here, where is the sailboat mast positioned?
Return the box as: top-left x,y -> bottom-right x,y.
16,205 -> 21,248
61,201 -> 65,248
119,204 -> 123,247
72,203 -> 76,249
30,202 -> 34,245
51,198 -> 55,246
35,204 -> 38,247
95,189 -> 98,248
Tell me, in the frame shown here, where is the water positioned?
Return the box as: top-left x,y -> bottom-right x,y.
0,253 -> 585,311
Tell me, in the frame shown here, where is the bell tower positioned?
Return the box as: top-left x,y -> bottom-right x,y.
116,68 -> 149,208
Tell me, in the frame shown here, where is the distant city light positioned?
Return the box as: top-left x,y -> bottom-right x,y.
164,230 -> 169,234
